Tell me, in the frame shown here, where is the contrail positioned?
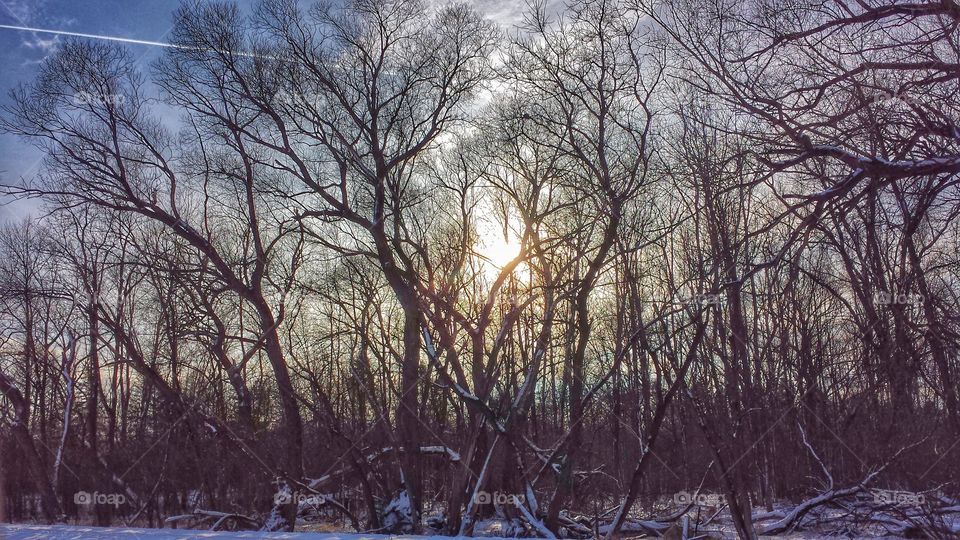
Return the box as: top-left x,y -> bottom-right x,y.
0,23 -> 187,49
0,23 -> 276,60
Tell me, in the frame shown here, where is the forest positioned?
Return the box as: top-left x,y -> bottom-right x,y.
1,0 -> 959,538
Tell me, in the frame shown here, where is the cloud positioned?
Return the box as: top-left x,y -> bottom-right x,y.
425,0 -> 567,29
0,0 -> 64,57
23,34 -> 58,54
0,0 -> 34,23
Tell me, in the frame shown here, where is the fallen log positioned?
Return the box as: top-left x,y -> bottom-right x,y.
758,423 -> 924,535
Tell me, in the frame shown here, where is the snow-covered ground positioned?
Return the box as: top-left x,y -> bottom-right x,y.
1,525 -> 437,540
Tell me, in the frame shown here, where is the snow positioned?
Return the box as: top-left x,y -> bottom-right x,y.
418,446 -> 461,462
452,383 -> 479,403
0,526 -> 509,540
261,482 -> 292,532
1,523 -> 936,539
381,490 -> 414,533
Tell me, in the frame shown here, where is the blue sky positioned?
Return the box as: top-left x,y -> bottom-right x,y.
0,0 -> 196,220
0,0 -> 543,221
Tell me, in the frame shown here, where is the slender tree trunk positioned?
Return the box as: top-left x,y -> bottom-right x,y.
254,301 -> 304,531
86,298 -> 113,525
545,206 -> 620,533
0,446 -> 7,523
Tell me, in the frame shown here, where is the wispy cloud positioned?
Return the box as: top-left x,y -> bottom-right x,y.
0,0 -> 33,23
427,0 -> 566,29
0,0 -> 67,59
22,33 -> 58,54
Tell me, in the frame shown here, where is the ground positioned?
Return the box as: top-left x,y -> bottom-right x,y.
0,525 -> 916,540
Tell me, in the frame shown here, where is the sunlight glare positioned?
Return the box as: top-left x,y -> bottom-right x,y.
480,232 -> 523,270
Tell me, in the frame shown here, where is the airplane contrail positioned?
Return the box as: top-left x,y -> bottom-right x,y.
0,23 -> 187,49
0,23 -> 277,60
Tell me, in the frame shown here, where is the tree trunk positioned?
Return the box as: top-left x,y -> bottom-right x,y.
0,370 -> 62,522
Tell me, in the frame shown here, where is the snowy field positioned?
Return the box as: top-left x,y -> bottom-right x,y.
0,526 -> 436,540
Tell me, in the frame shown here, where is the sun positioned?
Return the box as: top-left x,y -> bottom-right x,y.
474,210 -> 528,280
480,232 -> 523,270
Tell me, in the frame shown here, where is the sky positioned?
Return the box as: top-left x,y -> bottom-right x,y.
0,0 -> 548,222
0,0 -> 188,221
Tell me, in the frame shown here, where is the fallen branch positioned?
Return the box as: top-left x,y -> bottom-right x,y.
164,509 -> 260,531
758,424 -> 926,535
